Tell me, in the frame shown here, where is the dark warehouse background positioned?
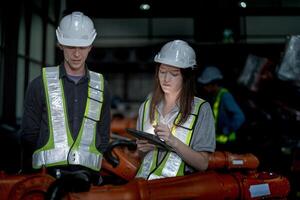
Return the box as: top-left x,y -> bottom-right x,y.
0,0 -> 300,199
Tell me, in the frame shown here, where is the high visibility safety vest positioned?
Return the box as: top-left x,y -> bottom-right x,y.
32,66 -> 104,171
213,88 -> 236,144
136,97 -> 205,180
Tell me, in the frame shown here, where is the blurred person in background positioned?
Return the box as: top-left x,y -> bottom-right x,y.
197,66 -> 245,150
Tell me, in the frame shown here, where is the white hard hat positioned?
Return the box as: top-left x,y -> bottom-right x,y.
197,66 -> 223,84
56,11 -> 97,47
154,40 -> 196,69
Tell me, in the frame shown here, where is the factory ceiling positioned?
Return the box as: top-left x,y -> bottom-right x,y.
65,0 -> 300,18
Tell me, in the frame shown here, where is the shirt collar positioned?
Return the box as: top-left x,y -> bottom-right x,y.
59,63 -> 90,81
156,100 -> 180,116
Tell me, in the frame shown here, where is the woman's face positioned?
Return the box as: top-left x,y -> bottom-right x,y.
158,64 -> 183,95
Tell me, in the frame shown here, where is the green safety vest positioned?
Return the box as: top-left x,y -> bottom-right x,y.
32,66 -> 104,171
136,97 -> 205,180
213,88 -> 236,144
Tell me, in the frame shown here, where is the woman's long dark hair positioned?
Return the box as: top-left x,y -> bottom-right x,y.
149,65 -> 196,126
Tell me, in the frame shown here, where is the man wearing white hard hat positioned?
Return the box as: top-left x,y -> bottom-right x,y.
21,11 -> 111,188
197,66 -> 245,148
135,40 -> 216,180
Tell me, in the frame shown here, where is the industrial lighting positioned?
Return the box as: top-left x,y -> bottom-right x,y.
239,1 -> 247,8
140,3 -> 150,10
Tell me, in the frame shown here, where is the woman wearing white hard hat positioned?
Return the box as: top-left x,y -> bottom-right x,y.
21,11 -> 111,189
135,40 -> 216,180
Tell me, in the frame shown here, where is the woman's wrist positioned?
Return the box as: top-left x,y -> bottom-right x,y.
169,136 -> 179,148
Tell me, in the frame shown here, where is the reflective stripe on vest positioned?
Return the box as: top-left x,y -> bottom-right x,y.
136,97 -> 204,180
32,66 -> 104,171
213,88 -> 236,144
136,100 -> 158,178
216,131 -> 236,144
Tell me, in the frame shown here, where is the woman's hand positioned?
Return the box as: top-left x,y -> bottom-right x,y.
154,123 -> 177,147
136,139 -> 155,155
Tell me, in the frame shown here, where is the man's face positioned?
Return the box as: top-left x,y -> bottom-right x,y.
61,45 -> 91,74
202,83 -> 218,95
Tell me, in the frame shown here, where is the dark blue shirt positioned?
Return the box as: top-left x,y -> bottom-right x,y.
214,89 -> 245,135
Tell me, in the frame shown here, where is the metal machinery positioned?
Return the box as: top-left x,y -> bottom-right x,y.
0,116 -> 290,199
0,134 -> 290,200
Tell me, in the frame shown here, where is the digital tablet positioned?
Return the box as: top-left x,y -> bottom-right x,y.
126,128 -> 174,152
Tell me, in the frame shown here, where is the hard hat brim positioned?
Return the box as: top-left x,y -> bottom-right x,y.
56,30 -> 96,47
197,77 -> 223,85
57,37 -> 94,47
154,56 -> 194,69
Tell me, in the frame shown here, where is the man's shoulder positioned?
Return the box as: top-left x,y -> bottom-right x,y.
25,75 -> 44,96
29,75 -> 43,86
221,89 -> 235,100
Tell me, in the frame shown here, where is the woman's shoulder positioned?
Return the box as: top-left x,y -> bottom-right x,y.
192,96 -> 211,112
193,96 -> 207,105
